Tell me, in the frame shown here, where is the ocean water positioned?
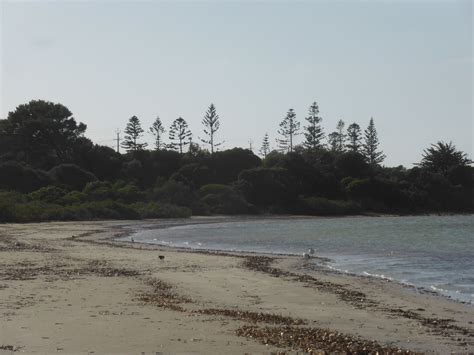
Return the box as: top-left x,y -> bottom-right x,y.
129,215 -> 474,304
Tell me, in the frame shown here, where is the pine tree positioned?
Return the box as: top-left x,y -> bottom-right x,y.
303,101 -> 325,150
169,117 -> 192,154
346,122 -> 362,152
328,132 -> 340,152
200,103 -> 223,153
149,116 -> 165,150
121,116 -> 148,152
276,108 -> 300,153
260,133 -> 270,158
362,117 -> 385,166
327,119 -> 345,153
336,119 -> 346,152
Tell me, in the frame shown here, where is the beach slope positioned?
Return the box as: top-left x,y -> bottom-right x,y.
0,219 -> 473,353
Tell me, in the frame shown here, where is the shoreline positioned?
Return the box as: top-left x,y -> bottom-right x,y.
117,216 -> 474,307
1,219 -> 473,353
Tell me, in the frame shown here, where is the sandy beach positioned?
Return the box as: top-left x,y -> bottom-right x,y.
1,218 -> 473,354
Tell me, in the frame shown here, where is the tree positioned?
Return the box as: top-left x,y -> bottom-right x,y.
122,116 -> 148,152
276,108 -> 300,153
336,119 -> 346,151
346,122 -> 362,152
260,133 -> 270,158
2,100 -> 86,166
48,163 -> 97,191
169,117 -> 192,153
200,103 -> 223,153
303,102 -> 324,150
149,116 -> 165,150
328,132 -> 340,152
362,117 -> 385,166
418,141 -> 471,176
327,120 -> 345,153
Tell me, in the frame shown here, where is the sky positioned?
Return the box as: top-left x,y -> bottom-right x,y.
1,0 -> 472,167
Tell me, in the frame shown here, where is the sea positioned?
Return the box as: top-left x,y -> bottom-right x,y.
127,215 -> 474,304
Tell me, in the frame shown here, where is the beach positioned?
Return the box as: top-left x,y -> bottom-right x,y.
1,218 -> 473,354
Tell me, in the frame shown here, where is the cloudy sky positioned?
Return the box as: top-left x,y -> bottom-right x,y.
1,0 -> 472,166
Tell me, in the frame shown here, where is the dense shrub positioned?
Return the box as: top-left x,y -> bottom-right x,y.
237,167 -> 296,209
115,183 -> 144,203
153,180 -> 197,207
0,161 -> 51,192
297,197 -> 361,216
49,164 -> 97,190
28,186 -> 68,203
171,163 -> 211,188
131,202 -> 191,218
199,184 -> 251,214
83,181 -> 114,200
59,191 -> 87,205
334,152 -> 370,178
0,191 -> 24,222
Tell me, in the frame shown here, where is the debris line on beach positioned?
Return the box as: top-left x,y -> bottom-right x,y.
236,325 -> 417,354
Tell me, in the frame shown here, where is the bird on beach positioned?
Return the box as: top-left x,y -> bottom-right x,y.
302,252 -> 310,260
308,247 -> 315,255
159,255 -> 165,261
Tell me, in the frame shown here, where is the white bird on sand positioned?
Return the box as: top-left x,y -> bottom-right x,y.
302,252 -> 310,260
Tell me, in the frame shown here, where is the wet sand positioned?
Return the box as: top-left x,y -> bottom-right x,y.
0,218 -> 473,353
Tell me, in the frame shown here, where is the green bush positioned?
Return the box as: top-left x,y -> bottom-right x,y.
0,191 -> 24,222
116,183 -> 144,203
49,164 -> 97,190
60,191 -> 87,205
131,202 -> 192,219
199,184 -> 251,214
28,186 -> 68,203
153,180 -> 197,207
0,195 -> 194,223
298,197 -> 361,216
198,184 -> 234,197
11,201 -> 51,222
0,161 -> 51,192
83,181 -> 113,200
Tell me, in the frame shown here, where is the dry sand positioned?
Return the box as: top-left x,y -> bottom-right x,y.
0,218 -> 473,354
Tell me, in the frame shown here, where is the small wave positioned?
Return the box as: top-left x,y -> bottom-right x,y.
326,265 -> 349,273
430,285 -> 446,293
362,271 -> 393,281
430,285 -> 460,294
400,279 -> 415,286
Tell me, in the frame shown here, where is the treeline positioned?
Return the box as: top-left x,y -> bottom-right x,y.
120,102 -> 384,165
0,100 -> 472,222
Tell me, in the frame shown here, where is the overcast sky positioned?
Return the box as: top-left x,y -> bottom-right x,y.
1,0 -> 472,166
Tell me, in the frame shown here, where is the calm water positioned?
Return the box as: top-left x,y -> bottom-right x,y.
130,215 -> 474,304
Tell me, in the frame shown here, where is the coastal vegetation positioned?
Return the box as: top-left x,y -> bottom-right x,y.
0,100 -> 472,222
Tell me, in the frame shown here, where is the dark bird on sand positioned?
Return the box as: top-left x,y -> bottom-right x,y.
159,255 -> 165,260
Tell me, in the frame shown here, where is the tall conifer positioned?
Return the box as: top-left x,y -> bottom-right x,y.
276,108 -> 300,153
122,116 -> 148,152
169,117 -> 192,153
362,117 -> 385,165
303,102 -> 325,150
